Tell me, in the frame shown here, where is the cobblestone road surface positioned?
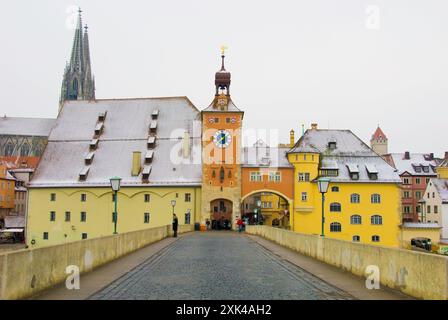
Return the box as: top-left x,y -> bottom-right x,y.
90,232 -> 354,300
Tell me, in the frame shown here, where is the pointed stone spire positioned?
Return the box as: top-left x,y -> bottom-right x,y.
70,8 -> 84,73
59,8 -> 95,112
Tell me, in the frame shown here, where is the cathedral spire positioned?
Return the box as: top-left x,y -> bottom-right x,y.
69,8 -> 84,73
59,8 -> 95,112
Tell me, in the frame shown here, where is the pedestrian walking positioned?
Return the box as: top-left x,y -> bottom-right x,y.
172,214 -> 179,237
237,217 -> 244,233
206,219 -> 211,231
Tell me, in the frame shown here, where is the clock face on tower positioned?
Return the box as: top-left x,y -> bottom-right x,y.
213,130 -> 232,148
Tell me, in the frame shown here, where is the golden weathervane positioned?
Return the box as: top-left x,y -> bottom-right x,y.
220,45 -> 228,55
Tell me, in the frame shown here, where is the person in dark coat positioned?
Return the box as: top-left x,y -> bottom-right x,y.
172,214 -> 179,237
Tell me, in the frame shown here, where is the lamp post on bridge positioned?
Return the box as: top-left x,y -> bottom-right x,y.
317,177 -> 331,237
110,176 -> 121,235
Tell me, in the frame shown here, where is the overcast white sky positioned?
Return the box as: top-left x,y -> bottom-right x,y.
0,0 -> 447,154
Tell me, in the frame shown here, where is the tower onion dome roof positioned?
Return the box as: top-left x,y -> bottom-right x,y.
215,55 -> 231,87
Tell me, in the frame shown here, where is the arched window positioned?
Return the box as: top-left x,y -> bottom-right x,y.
350,193 -> 360,203
330,202 -> 341,212
331,186 -> 339,192
352,235 -> 360,242
350,215 -> 362,225
372,235 -> 380,242
4,142 -> 14,156
330,222 -> 342,232
371,194 -> 381,203
20,143 -> 30,157
371,215 -> 383,225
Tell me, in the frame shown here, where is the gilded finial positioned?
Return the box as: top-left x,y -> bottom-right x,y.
220,45 -> 228,56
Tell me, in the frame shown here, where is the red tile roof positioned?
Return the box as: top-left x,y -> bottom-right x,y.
372,126 -> 387,140
0,156 -> 41,169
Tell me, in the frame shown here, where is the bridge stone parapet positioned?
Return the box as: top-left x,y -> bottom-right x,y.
246,225 -> 448,300
0,224 -> 193,300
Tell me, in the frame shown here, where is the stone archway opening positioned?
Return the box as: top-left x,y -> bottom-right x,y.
241,192 -> 290,228
209,199 -> 233,230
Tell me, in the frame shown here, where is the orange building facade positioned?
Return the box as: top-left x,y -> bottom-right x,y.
0,164 -> 15,224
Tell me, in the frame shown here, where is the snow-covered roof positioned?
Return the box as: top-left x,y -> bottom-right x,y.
242,140 -> 292,168
320,156 -> 400,183
289,129 -> 400,183
387,153 -> 438,176
432,178 -> 448,203
289,129 -> 375,156
29,97 -> 202,188
0,117 -> 55,136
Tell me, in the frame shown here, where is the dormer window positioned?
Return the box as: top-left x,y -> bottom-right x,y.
328,141 -> 337,150
149,121 -> 158,133
151,109 -> 159,120
98,111 -> 107,122
142,165 -> 152,182
422,166 -> 429,173
84,152 -> 95,165
147,136 -> 156,149
145,150 -> 154,164
413,165 -> 422,173
89,139 -> 99,151
347,164 -> 359,180
79,167 -> 90,181
365,164 -> 378,180
94,122 -> 104,136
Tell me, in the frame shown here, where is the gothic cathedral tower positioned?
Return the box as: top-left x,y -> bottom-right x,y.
59,8 -> 95,112
201,51 -> 244,229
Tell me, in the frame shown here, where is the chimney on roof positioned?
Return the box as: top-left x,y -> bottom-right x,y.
404,151 -> 410,160
429,153 -> 434,160
445,151 -> 448,160
182,131 -> 190,159
131,151 -> 141,176
311,123 -> 318,130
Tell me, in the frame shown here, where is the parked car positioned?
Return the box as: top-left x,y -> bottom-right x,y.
411,238 -> 432,252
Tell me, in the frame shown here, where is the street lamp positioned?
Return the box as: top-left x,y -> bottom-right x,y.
256,199 -> 262,224
171,200 -> 176,215
317,177 -> 331,237
110,176 -> 121,234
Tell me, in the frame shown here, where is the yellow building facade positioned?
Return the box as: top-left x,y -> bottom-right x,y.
27,187 -> 201,247
288,127 -> 402,247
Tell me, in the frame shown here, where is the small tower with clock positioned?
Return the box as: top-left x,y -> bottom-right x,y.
200,48 -> 244,229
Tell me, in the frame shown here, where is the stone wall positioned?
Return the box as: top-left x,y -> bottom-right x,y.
0,224 -> 193,300
246,225 -> 448,300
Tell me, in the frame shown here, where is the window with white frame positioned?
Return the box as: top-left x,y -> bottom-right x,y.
301,192 -> 307,202
298,172 -> 310,182
250,171 -> 262,182
371,215 -> 383,225
268,171 -> 281,183
371,194 -> 381,203
350,215 -> 362,225
350,193 -> 360,203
